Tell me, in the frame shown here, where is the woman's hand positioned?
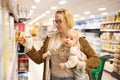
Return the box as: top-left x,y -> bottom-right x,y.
42,53 -> 48,59
16,31 -> 26,45
17,36 -> 26,45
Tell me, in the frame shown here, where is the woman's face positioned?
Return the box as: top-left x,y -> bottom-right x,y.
54,13 -> 69,33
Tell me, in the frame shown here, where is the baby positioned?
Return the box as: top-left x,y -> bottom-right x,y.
42,29 -> 89,80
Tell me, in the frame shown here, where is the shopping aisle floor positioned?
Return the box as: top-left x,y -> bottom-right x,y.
101,61 -> 118,80
102,71 -> 117,80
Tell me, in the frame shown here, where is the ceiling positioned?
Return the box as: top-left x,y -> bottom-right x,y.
17,0 -> 120,25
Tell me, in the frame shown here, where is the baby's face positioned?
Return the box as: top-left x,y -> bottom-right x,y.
63,33 -> 77,48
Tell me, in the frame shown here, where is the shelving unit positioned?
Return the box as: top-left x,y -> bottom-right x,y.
81,29 -> 101,56
17,43 -> 29,80
16,3 -> 31,79
100,21 -> 120,53
1,0 -> 18,80
0,3 -> 4,80
75,18 -> 102,56
76,20 -> 101,56
100,14 -> 120,79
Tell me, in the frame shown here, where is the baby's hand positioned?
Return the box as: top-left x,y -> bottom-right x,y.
59,63 -> 66,69
42,53 -> 48,59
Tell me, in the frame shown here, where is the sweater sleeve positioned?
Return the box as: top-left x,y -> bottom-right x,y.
79,37 -> 100,72
25,36 -> 50,64
64,47 -> 78,68
64,54 -> 78,68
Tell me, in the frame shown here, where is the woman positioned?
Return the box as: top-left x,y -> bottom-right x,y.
18,8 -> 100,80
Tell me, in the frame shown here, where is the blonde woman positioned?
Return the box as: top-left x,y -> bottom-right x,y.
18,8 -> 100,80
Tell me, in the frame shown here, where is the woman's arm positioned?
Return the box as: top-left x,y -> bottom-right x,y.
79,37 -> 100,72
25,36 -> 50,64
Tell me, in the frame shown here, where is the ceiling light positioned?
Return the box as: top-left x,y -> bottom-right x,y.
101,12 -> 108,16
35,23 -> 40,25
45,10 -> 50,14
74,18 -> 79,21
59,0 -> 67,4
31,6 -> 36,9
51,6 -> 57,10
30,10 -> 34,13
98,7 -> 106,11
74,14 -> 80,17
84,11 -> 91,15
28,15 -> 42,25
89,15 -> 95,18
80,17 -> 85,20
41,13 -> 46,17
34,0 -> 40,2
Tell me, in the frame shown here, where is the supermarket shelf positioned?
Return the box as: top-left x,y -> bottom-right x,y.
101,40 -> 120,44
18,53 -> 25,55
18,57 -> 28,61
18,70 -> 28,73
101,48 -> 116,53
100,29 -> 120,32
101,21 -> 120,24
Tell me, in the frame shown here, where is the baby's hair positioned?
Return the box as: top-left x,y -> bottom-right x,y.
68,29 -> 79,38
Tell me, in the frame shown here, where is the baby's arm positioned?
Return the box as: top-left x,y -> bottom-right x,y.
59,46 -> 79,69
59,53 -> 78,69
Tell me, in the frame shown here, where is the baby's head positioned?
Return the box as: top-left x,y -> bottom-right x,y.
63,29 -> 79,48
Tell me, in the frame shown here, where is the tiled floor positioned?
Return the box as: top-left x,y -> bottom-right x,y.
102,71 -> 117,80
101,61 -> 119,80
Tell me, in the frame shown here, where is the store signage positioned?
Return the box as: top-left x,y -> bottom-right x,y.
14,22 -> 25,32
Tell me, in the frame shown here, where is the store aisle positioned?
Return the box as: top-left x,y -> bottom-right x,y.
101,61 -> 117,80
102,71 -> 117,80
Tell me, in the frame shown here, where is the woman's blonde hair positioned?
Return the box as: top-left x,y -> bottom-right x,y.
55,8 -> 74,29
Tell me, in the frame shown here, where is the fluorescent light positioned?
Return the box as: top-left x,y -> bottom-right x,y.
35,23 -> 40,25
84,11 -> 91,15
30,10 -> 34,13
101,12 -> 108,16
41,13 -> 46,17
98,7 -> 106,11
28,15 -> 42,25
74,18 -> 79,21
31,6 -> 36,9
28,13 -> 46,25
74,14 -> 80,17
89,15 -> 95,18
45,10 -> 50,14
51,6 -> 57,10
59,0 -> 67,4
80,17 -> 85,20
34,0 -> 40,2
